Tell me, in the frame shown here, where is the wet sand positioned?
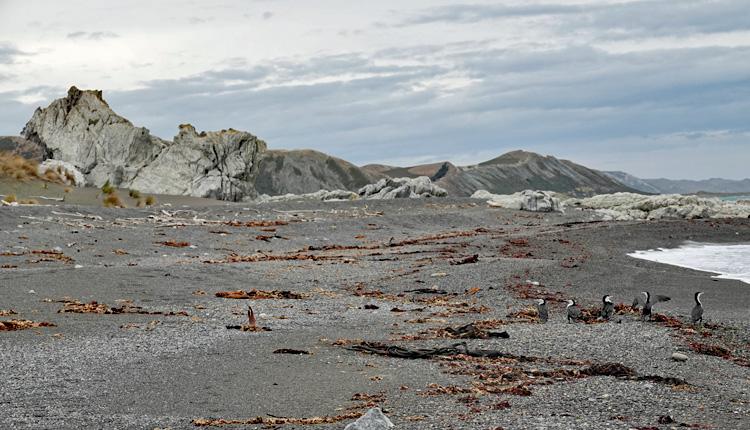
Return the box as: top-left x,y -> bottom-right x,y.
1,198 -> 748,429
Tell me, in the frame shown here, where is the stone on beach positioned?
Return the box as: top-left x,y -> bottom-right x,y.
472,189 -> 562,212
344,408 -> 394,430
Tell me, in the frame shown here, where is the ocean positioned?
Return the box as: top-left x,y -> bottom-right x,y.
719,195 -> 750,202
628,242 -> 750,285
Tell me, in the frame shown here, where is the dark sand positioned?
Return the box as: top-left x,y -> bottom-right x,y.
1,198 -> 748,429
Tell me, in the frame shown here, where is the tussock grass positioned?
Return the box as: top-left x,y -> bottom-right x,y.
101,180 -> 114,195
103,193 -> 125,208
0,152 -> 41,182
145,195 -> 156,206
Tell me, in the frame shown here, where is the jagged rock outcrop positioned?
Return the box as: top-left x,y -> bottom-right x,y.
567,193 -> 750,220
472,189 -> 562,212
128,125 -> 265,201
358,177 -> 447,199
21,86 -> 267,201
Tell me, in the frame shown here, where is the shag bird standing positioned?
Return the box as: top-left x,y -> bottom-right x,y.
691,292 -> 704,324
600,295 -> 614,320
566,299 -> 581,323
536,299 -> 548,323
640,291 -> 671,321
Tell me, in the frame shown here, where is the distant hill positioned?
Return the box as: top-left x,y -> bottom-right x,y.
255,149 -> 379,196
603,171 -> 661,194
604,171 -> 750,195
0,136 -> 46,160
365,151 -> 636,197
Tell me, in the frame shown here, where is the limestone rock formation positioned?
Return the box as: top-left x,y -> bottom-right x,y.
21,86 -> 267,201
472,189 -> 562,212
358,177 -> 447,199
567,192 -> 750,220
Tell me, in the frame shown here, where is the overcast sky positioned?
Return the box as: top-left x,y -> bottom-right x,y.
1,0 -> 748,179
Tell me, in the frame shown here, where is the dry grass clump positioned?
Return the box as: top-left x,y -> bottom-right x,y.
0,152 -> 41,181
128,189 -> 141,199
101,179 -> 115,195
3,193 -> 17,203
145,195 -> 156,206
103,193 -> 125,208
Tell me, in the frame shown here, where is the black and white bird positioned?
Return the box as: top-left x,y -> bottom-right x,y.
536,299 -> 548,323
566,299 -> 581,323
600,295 -> 614,320
691,292 -> 704,324
640,291 -> 671,321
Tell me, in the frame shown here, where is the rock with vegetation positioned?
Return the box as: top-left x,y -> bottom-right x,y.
38,160 -> 84,187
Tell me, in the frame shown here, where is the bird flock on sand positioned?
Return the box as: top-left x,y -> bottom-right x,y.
535,291 -> 705,324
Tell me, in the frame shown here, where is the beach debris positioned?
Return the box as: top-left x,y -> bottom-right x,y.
449,254 -> 479,265
192,411 -> 362,427
404,288 -> 448,294
671,352 -> 689,362
0,309 -> 17,316
363,304 -> 380,310
157,240 -> 191,248
0,319 -> 56,331
226,305 -> 270,332
56,299 -> 189,316
215,289 -> 306,300
344,408 -> 394,430
273,348 -> 311,355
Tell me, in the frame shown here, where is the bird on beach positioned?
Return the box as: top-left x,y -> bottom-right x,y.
640,291 -> 671,321
691,292 -> 704,324
600,295 -> 614,320
536,299 -> 548,323
566,299 -> 581,323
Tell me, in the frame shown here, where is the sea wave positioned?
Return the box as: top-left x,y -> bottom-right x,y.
628,242 -> 750,285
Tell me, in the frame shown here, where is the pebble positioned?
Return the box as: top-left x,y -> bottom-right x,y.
671,352 -> 688,362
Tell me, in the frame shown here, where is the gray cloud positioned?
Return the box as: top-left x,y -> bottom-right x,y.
401,0 -> 750,38
262,11 -> 273,20
0,42 -> 31,64
66,31 -> 119,40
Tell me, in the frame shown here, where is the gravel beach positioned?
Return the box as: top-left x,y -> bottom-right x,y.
1,198 -> 748,429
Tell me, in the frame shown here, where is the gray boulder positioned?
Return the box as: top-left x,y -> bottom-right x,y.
344,408 -> 394,430
358,176 -> 447,199
473,189 -> 561,212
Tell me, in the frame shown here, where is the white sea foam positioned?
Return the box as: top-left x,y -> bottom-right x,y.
628,242 -> 750,285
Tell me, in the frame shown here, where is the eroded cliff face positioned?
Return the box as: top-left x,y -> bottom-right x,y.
21,86 -> 267,201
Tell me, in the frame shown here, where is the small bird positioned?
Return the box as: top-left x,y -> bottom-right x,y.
536,299 -> 548,323
640,291 -> 671,321
600,295 -> 614,320
691,292 -> 704,324
566,299 -> 581,323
